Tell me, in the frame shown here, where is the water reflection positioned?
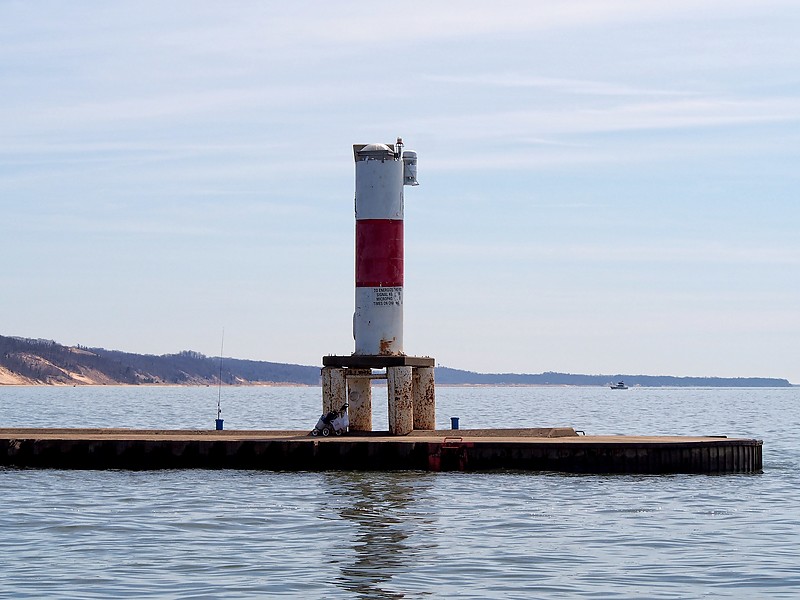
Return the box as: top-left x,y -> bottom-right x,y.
323,473 -> 434,599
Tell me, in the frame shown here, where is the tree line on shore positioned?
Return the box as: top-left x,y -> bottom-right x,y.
0,334 -> 792,387
0,335 -> 318,385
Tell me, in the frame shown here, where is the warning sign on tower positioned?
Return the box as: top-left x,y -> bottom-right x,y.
372,287 -> 402,307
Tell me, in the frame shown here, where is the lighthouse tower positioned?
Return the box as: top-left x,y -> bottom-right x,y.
353,140 -> 416,355
322,138 -> 435,435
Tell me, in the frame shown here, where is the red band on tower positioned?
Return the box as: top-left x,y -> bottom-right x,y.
356,219 -> 404,287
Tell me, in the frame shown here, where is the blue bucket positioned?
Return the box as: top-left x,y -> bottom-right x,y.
450,416 -> 459,430
215,419 -> 224,431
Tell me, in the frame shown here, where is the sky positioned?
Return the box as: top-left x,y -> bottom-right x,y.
2,1 -> 799,383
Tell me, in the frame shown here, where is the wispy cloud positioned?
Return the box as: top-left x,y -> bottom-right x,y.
417,97 -> 800,141
255,0 -> 800,46
424,74 -> 697,97
422,240 -> 800,266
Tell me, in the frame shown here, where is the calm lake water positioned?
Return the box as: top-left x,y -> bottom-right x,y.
1,385 -> 799,599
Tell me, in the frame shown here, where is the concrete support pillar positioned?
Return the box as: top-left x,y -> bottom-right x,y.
321,367 -> 346,415
412,367 -> 436,430
387,366 -> 413,435
347,369 -> 373,432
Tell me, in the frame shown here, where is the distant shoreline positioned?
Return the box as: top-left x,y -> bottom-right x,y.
1,382 -> 796,389
1,335 -> 794,387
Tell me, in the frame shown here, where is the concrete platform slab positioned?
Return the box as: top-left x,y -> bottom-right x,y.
0,428 -> 762,473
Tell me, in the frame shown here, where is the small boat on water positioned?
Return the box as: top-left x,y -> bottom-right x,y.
610,381 -> 628,389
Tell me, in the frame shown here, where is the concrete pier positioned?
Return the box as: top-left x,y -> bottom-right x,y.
0,428 -> 762,474
412,367 -> 435,430
387,366 -> 413,435
321,367 -> 346,414
322,355 -> 436,434
346,369 -> 372,432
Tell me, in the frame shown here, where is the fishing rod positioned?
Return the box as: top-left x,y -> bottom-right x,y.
216,328 -> 224,430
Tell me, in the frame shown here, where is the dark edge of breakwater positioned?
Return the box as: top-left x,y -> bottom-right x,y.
0,429 -> 763,474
